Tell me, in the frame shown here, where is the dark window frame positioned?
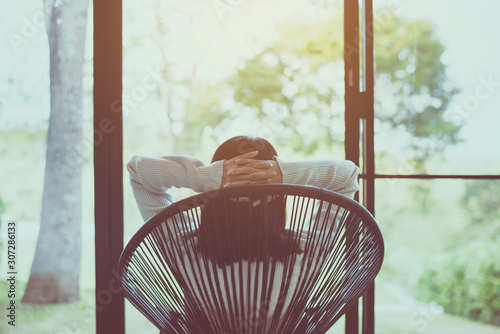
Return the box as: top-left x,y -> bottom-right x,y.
344,1 -> 375,332
94,0 -> 125,333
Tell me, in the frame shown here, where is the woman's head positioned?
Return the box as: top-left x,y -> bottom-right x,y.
211,136 -> 278,163
197,136 -> 302,264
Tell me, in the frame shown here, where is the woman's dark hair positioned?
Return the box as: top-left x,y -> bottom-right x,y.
210,136 -> 278,164
197,136 -> 302,264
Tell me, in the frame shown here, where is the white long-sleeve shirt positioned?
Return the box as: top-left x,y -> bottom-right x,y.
126,155 -> 360,222
126,155 -> 360,332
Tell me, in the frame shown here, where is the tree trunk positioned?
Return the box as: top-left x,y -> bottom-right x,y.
22,0 -> 89,304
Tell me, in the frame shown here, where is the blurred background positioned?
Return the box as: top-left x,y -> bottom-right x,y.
1,0 -> 499,333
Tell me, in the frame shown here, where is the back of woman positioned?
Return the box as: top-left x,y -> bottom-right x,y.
170,195 -> 312,333
127,135 -> 360,333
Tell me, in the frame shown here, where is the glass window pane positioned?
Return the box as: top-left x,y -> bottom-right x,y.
375,179 -> 500,332
373,0 -> 500,175
123,0 -> 347,234
1,1 -> 95,333
122,0 -> 346,166
122,0 -> 346,331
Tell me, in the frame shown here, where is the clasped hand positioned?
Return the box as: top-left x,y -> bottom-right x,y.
221,151 -> 283,189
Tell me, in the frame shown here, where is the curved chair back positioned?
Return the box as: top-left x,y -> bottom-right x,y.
118,184 -> 384,334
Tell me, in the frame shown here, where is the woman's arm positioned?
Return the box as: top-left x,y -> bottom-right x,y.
126,155 -> 224,221
225,156 -> 359,197
127,153 -> 359,222
127,152 -> 279,222
274,158 -> 360,199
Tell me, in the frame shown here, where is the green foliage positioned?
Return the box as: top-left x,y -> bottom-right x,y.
230,56 -> 287,110
273,16 -> 343,71
121,3 -> 462,162
228,9 -> 461,160
418,239 -> 500,326
228,11 -> 346,154
461,181 -> 500,226
173,84 -> 230,154
375,16 -> 461,168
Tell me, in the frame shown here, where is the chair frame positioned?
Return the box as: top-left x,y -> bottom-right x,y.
118,184 -> 384,334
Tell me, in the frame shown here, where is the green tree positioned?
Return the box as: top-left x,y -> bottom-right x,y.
375,16 -> 461,170
228,15 -> 345,153
461,180 -> 500,230
227,10 -> 461,163
123,0 -> 229,156
22,0 -> 89,303
418,239 -> 500,326
123,4 -> 462,168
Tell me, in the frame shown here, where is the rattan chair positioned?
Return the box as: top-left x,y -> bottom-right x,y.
118,184 -> 384,334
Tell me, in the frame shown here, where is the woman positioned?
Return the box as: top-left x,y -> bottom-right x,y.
127,136 -> 359,333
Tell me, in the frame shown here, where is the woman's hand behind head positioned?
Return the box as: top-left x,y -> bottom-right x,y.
221,152 -> 283,188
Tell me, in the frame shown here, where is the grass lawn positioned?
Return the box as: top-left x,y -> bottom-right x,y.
0,279 -> 157,334
372,280 -> 500,334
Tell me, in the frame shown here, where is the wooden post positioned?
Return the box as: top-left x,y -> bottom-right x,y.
94,0 -> 125,332
344,0 -> 375,333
